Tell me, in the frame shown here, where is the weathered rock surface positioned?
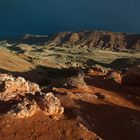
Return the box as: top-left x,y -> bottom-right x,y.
0,74 -> 40,101
37,92 -> 64,118
68,33 -> 80,44
105,70 -> 122,83
93,64 -> 107,74
0,74 -> 64,119
7,92 -> 64,119
63,71 -> 87,89
7,98 -> 38,118
122,66 -> 140,86
50,31 -> 140,50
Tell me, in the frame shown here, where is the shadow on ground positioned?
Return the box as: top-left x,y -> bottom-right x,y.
0,64 -> 140,106
85,74 -> 140,106
74,100 -> 140,140
0,66 -> 82,85
86,58 -> 140,71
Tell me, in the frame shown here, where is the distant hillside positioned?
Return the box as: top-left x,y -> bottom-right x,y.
1,31 -> 140,51
49,31 -> 140,51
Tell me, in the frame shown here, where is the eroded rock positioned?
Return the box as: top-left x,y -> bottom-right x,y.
7,92 -> 64,119
122,66 -> 140,86
63,71 -> 87,89
0,74 -> 40,101
7,98 -> 38,118
0,74 -> 14,82
28,82 -> 40,94
94,64 -> 106,73
0,74 -> 64,119
37,92 -> 64,118
105,70 -> 122,83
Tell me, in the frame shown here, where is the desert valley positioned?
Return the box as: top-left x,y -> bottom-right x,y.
0,31 -> 140,140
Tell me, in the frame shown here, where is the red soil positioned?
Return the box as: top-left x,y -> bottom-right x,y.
0,70 -> 140,140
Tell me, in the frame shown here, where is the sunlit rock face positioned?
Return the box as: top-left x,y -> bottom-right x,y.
7,98 -> 39,118
37,92 -> 64,118
0,74 -> 40,101
0,74 -> 64,119
50,31 -> 140,51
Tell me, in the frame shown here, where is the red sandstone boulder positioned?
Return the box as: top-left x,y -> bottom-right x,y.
37,92 -> 64,119
0,74 -> 64,119
122,66 -> 140,86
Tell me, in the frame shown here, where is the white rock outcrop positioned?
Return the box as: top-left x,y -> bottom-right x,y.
7,98 -> 38,118
0,73 -> 64,119
37,92 -> 64,117
0,74 -> 40,101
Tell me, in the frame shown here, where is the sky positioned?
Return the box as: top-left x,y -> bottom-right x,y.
0,0 -> 140,36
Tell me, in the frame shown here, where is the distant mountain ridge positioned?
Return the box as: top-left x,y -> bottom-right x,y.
49,31 -> 140,50
1,31 -> 140,51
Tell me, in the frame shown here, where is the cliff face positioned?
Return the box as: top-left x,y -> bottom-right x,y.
5,31 -> 139,50
49,31 -> 140,50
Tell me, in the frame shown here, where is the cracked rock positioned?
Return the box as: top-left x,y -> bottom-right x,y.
7,98 -> 38,118
37,92 -> 64,117
0,74 -> 40,101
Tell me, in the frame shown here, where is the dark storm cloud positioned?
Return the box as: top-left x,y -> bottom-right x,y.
0,0 -> 140,36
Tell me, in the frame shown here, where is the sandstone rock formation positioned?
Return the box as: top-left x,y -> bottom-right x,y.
93,64 -> 107,74
37,92 -> 64,118
105,70 -> 122,83
50,31 -> 140,50
63,71 -> 87,89
68,33 -> 80,44
0,74 -> 64,119
0,74 -> 40,101
122,66 -> 140,86
7,98 -> 38,118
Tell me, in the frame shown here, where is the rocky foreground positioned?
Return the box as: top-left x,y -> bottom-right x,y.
0,74 -> 64,119
0,66 -> 140,140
